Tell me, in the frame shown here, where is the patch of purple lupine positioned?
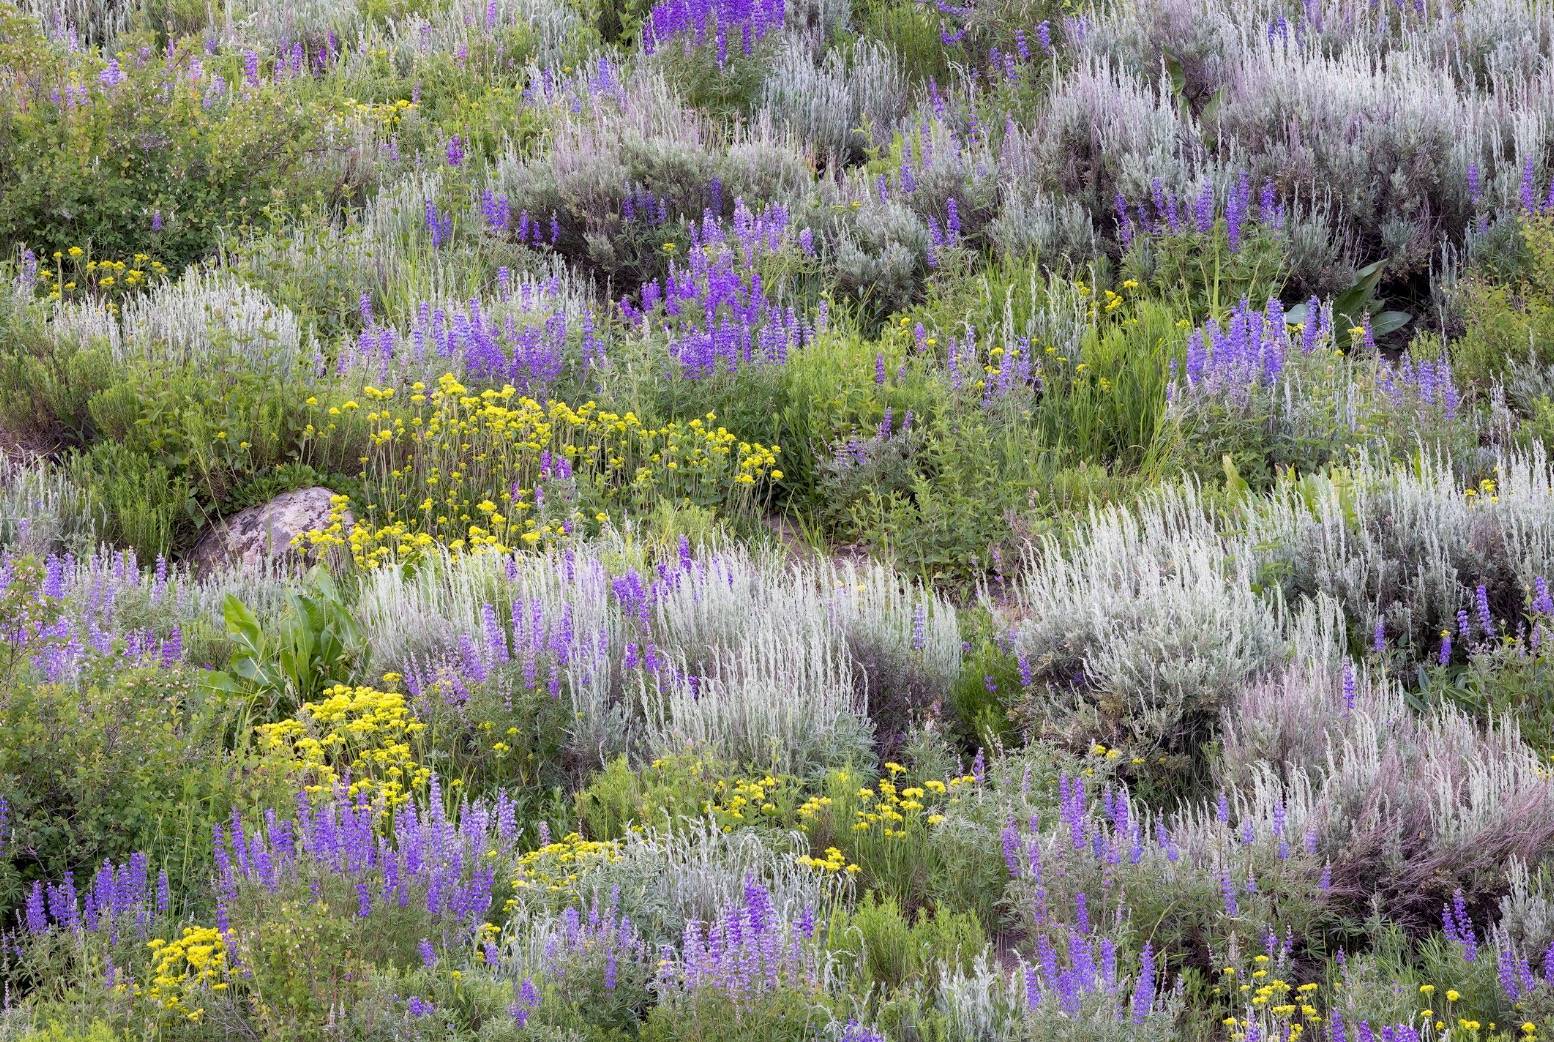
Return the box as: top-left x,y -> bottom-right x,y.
1002,772 -> 1326,931
530,887 -> 653,999
664,877 -> 818,1004
401,540 -> 716,704
642,0 -> 785,67
1495,932 -> 1554,1004
212,777 -> 518,935
1433,577 -> 1554,664
1517,157 -> 1554,217
1170,298 -> 1306,401
424,199 -> 454,248
521,55 -> 629,115
940,328 -> 1038,408
1,549 -> 185,683
1018,918 -> 1163,1022
1376,353 -> 1460,421
839,1021 -> 887,1042
17,852 -> 164,946
340,280 -> 605,393
479,192 -> 561,250
618,201 -> 821,379
1116,173 -> 1284,251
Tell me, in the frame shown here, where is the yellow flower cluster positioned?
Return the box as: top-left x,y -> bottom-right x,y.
507,833 -> 622,901
1078,277 -> 1139,325
347,96 -> 416,128
835,763 -> 968,840
144,925 -> 229,1021
797,846 -> 860,874
34,247 -> 167,307
1464,477 -> 1499,506
256,683 -> 429,806
1218,969 -> 1321,1041
298,375 -> 778,565
702,771 -> 803,828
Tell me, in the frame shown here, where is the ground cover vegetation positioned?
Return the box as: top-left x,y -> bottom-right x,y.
5,0 -> 1554,1039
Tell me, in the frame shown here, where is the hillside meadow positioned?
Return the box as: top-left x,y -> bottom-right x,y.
5,0 -> 1554,1040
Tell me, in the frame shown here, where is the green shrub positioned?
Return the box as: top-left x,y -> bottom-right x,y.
832,892 -> 985,992
67,442 -> 193,559
1121,221 -> 1287,323
0,25 -> 362,273
639,987 -> 835,1042
1452,215 -> 1554,390
0,323 -> 116,446
86,356 -> 311,515
0,664 -> 235,922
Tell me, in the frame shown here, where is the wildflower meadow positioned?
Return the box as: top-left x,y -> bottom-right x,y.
6,0 -> 1554,1039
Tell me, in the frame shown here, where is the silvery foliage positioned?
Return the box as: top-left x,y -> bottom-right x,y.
1003,57 -> 1200,218
0,458 -> 97,556
1072,0 -> 1554,272
933,948 -> 1184,1042
759,38 -> 910,162
47,297 -> 120,354
827,194 -> 934,316
15,0 -> 133,47
1007,485 -> 1283,752
1242,445 -> 1554,652
221,0 -> 581,63
1497,859 -> 1554,960
988,183 -> 1097,263
1198,583 -> 1554,920
215,0 -> 365,53
352,543 -> 960,776
561,822 -> 843,952
114,270 -> 311,373
1228,679 -> 1553,923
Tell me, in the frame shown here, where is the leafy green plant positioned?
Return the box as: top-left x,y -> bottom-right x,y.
217,569 -> 364,714
1286,259 -> 1411,339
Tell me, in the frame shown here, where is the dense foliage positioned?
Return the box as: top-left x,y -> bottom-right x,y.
5,0 -> 1554,1039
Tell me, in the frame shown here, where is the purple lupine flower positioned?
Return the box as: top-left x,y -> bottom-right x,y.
1498,942 -> 1521,1001
1131,943 -> 1155,1024
25,881 -> 48,932
99,57 -> 126,88
1001,822 -> 1021,876
1341,664 -> 1357,712
1446,889 -> 1477,961
1193,182 -> 1214,235
1220,870 -> 1239,916
840,1020 -> 887,1042
1226,170 -> 1250,252
1529,576 -> 1554,618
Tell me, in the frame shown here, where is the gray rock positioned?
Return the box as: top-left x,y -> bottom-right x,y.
187,486 -> 347,574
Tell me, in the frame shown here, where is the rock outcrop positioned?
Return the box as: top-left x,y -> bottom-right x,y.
186,486 -> 345,574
